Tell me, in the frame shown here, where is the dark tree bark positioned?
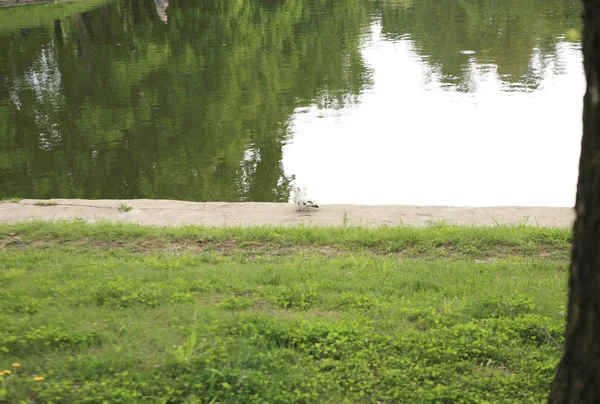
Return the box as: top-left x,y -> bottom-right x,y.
548,1 -> 600,402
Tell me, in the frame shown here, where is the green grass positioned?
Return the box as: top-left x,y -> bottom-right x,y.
0,221 -> 569,403
0,197 -> 20,203
33,201 -> 58,207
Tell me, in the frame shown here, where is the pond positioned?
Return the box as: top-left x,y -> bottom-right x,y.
0,0 -> 583,206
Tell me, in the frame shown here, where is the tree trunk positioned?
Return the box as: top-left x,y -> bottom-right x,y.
548,1 -> 600,402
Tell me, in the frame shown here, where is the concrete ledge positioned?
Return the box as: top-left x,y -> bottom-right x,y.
0,0 -> 80,7
0,199 -> 575,228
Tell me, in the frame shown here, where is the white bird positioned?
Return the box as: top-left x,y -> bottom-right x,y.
292,186 -> 319,211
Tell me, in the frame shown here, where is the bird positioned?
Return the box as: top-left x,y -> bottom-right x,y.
292,186 -> 319,211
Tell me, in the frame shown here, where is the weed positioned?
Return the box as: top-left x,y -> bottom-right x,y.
219,296 -> 254,310
0,197 -> 20,203
172,328 -> 199,363
117,204 -> 133,212
33,201 -> 58,207
338,293 -> 376,311
264,285 -> 318,309
467,296 -> 536,319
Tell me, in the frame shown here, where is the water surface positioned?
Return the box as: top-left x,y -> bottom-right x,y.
0,0 -> 583,206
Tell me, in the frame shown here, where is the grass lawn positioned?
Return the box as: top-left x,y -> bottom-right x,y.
0,221 -> 570,403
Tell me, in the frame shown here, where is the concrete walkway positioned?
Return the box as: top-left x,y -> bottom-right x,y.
0,199 -> 575,228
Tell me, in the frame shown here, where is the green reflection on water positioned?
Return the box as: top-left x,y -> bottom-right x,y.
0,0 -> 580,202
